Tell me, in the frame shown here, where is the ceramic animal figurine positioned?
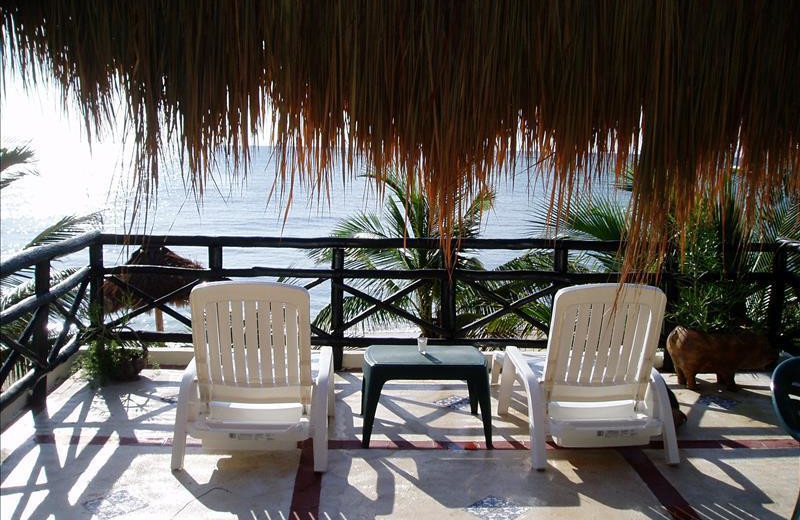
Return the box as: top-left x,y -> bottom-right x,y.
666,326 -> 777,391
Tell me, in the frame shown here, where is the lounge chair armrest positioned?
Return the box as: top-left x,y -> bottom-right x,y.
178,358 -> 198,399
314,346 -> 334,417
314,346 -> 334,387
649,366 -> 666,385
311,347 -> 333,471
505,346 -> 548,470
498,346 -> 543,414
505,346 -> 541,385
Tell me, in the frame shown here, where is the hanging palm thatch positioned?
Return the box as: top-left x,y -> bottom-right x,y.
2,2 -> 798,272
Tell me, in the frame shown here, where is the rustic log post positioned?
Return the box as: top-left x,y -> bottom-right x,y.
440,248 -> 457,339
208,245 -> 223,280
553,242 -> 569,276
89,243 -> 104,329
330,248 -> 345,370
767,245 -> 787,349
30,260 -> 50,411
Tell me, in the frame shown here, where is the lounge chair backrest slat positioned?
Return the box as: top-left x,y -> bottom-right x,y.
244,301 -> 260,383
191,282 -> 313,405
578,302 -> 605,383
271,301 -> 287,385
285,303 -> 301,385
218,301 -> 235,383
203,303 -> 222,385
258,300 -> 274,384
231,301 -> 247,380
543,284 -> 666,403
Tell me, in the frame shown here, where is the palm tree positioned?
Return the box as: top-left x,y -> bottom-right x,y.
531,169 -> 799,336
303,172 -> 492,337
1,144 -> 102,384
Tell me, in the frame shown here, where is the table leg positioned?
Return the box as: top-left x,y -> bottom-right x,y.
467,379 -> 478,415
361,374 -> 385,448
473,372 -> 493,449
360,371 -> 367,416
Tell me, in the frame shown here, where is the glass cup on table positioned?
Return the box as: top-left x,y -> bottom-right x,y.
417,337 -> 428,355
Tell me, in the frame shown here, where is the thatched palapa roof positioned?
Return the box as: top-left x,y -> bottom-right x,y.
2,2 -> 799,270
102,246 -> 202,313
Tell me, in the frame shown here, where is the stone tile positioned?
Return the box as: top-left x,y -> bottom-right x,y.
465,495 -> 530,520
697,394 -> 740,410
649,449 -> 800,520
1,367 -> 796,519
82,489 -> 148,519
662,372 -> 787,441
319,448 -> 658,519
0,444 -> 300,519
433,395 -> 472,411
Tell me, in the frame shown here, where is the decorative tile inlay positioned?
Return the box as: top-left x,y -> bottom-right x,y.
433,395 -> 471,410
698,395 -> 739,410
465,495 -> 530,520
83,490 -> 148,519
155,393 -> 177,404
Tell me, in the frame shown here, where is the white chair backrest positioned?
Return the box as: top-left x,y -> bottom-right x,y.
190,281 -> 312,405
542,284 -> 666,402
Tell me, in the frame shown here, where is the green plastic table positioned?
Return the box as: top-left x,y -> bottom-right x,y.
360,345 -> 493,448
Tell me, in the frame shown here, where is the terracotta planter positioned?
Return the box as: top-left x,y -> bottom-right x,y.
665,326 -> 776,391
111,349 -> 148,381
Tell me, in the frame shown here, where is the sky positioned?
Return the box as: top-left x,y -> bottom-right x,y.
0,73 -> 126,222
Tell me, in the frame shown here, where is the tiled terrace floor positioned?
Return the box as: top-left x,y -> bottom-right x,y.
1,362 -> 798,519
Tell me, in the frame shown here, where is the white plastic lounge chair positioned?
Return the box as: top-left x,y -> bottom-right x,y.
171,281 -> 334,472
496,283 -> 678,470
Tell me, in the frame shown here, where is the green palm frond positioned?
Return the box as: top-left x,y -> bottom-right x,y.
0,144 -> 38,189
26,213 -> 103,249
313,294 -> 412,333
2,212 -> 103,291
304,170 -> 494,336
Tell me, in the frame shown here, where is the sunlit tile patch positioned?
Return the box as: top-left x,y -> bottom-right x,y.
697,395 -> 739,410
433,395 -> 471,410
465,495 -> 530,520
82,490 -> 148,519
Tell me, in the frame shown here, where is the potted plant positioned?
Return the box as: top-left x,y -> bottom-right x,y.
664,201 -> 778,391
79,308 -> 151,386
80,334 -> 149,385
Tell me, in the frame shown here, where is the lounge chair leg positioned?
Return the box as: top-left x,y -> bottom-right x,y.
313,417 -> 328,472
651,369 -> 680,465
497,352 -> 516,415
530,428 -> 547,471
524,378 -> 548,471
328,362 -> 335,418
171,360 -> 197,471
490,352 -> 504,385
171,424 -> 187,471
313,385 -> 329,472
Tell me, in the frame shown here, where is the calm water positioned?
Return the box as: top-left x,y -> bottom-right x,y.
1,146 -> 626,330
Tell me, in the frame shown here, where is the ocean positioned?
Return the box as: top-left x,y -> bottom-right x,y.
1,146 -> 630,332
1,79 -> 627,331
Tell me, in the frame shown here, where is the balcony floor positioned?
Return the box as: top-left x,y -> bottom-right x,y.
1,363 -> 798,520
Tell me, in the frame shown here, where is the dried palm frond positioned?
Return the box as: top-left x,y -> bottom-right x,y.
2,1 -> 798,272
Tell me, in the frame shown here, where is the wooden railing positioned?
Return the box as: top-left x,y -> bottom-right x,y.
1,232 -> 798,416
0,231 -> 99,411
